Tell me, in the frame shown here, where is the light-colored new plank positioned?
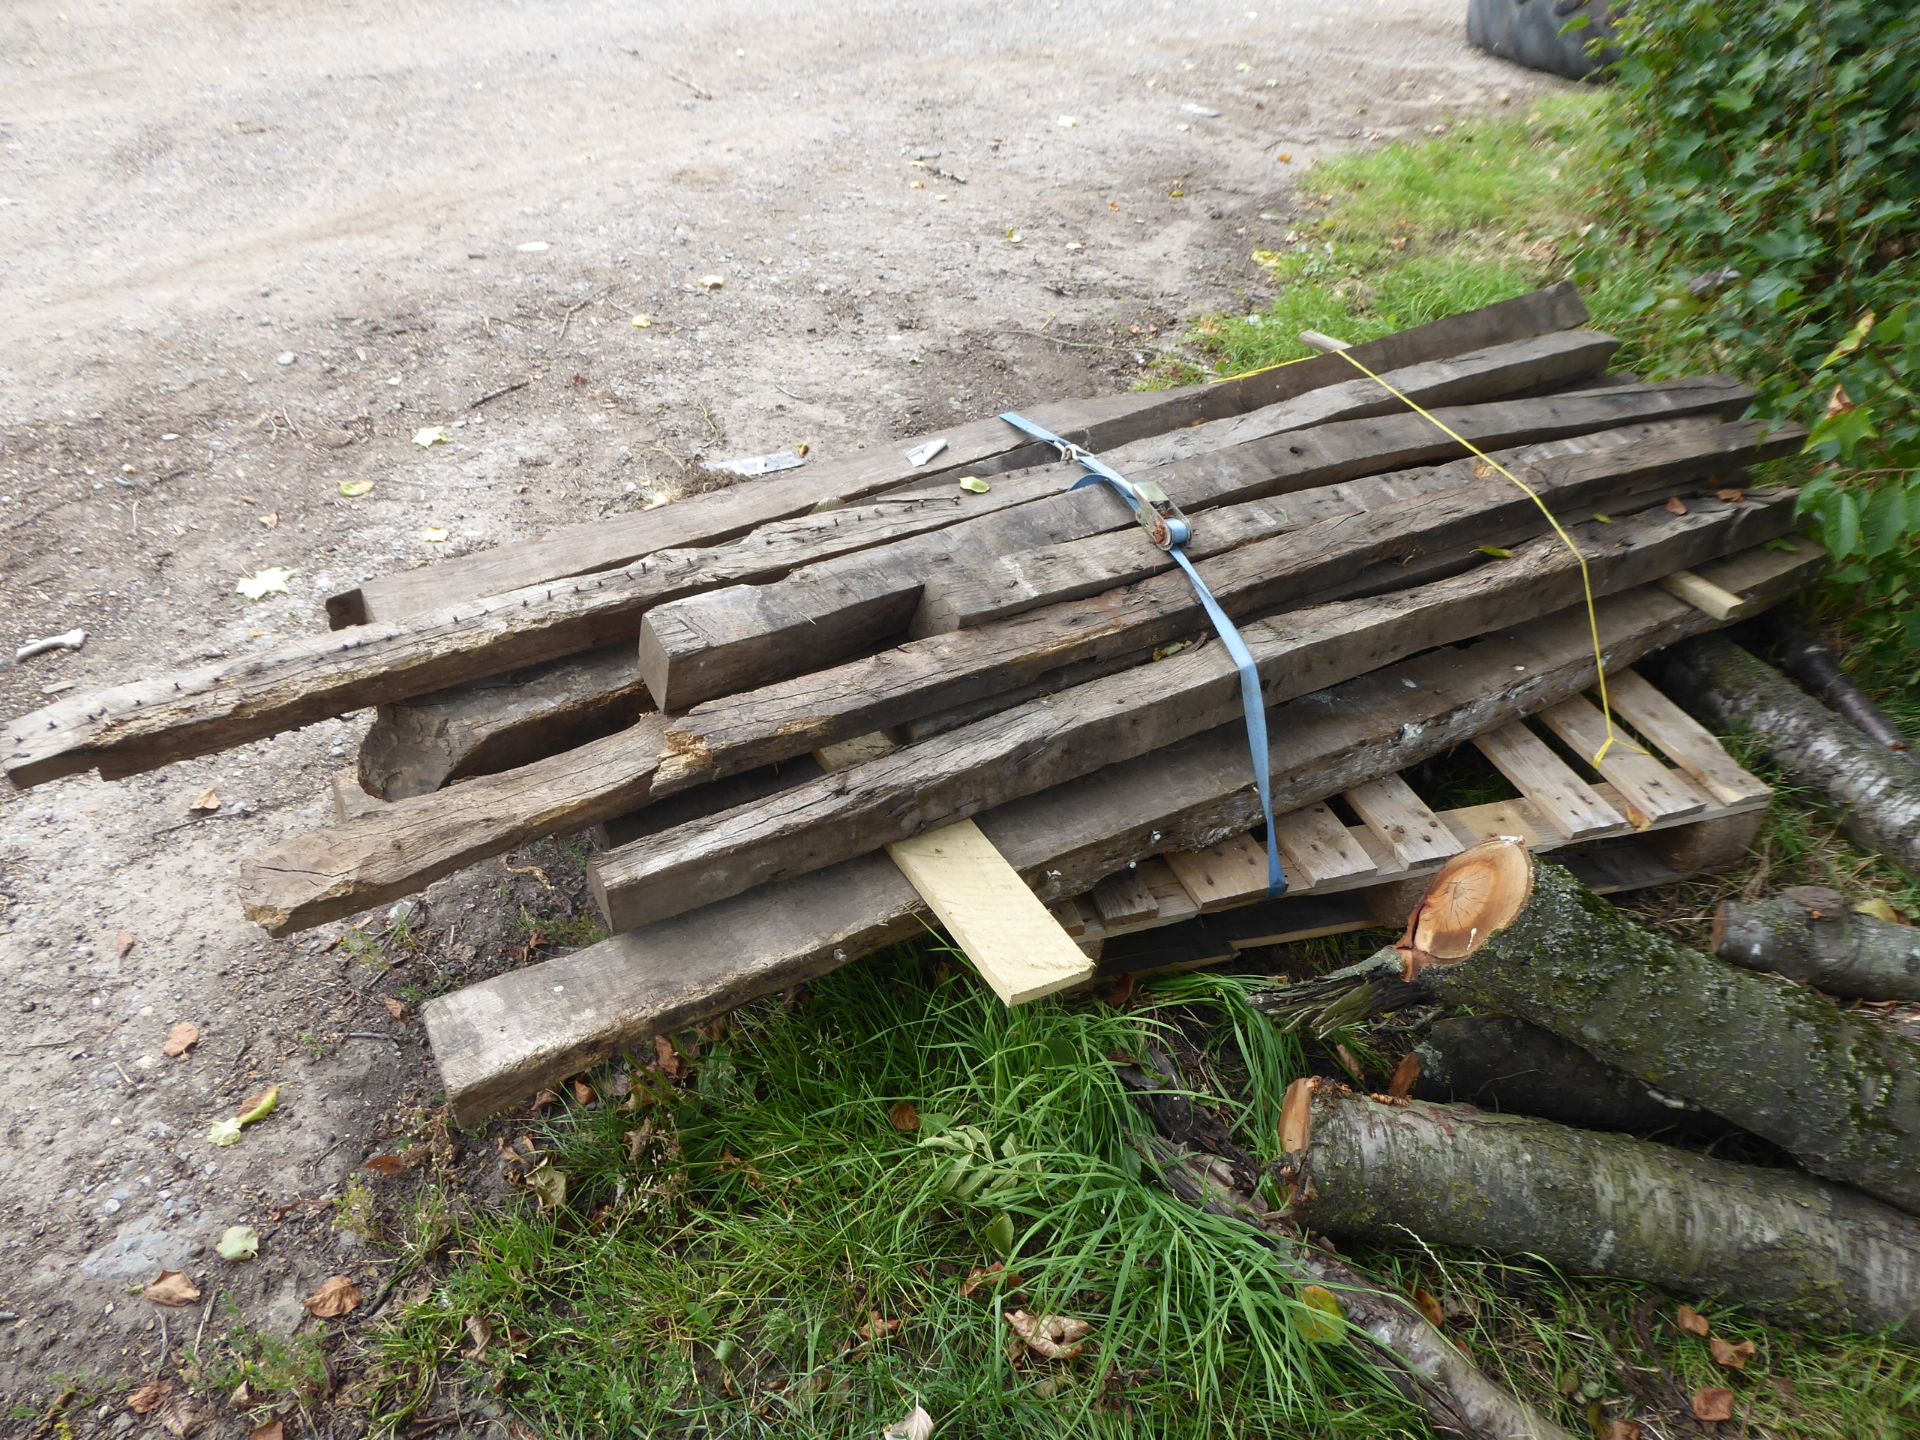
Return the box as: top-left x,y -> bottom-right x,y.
1344,774 -> 1463,867
1535,693 -> 1710,825
1274,802 -> 1379,888
1472,722 -> 1625,839
885,821 -> 1094,1004
1162,833 -> 1274,908
1603,669 -> 1772,806
816,734 -> 1091,1004
1658,569 -> 1750,620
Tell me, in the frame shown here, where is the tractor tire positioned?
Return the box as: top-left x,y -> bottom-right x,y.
1466,0 -> 1619,81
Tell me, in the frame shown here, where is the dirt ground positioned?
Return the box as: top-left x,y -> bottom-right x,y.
0,0 -> 1559,1426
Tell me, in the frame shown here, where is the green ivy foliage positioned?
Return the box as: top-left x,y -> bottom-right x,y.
1601,0 -> 1920,665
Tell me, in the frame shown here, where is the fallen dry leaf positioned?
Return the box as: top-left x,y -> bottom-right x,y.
1675,1303 -> 1711,1337
1825,383 -> 1857,418
1715,488 -> 1746,503
1709,1335 -> 1757,1371
249,1419 -> 285,1440
116,931 -> 137,958
163,1022 -> 201,1058
654,1034 -> 684,1078
155,1393 -> 209,1438
1664,496 -> 1689,515
889,1101 -> 921,1133
1691,1386 -> 1735,1423
464,1314 -> 494,1360
305,1274 -> 364,1318
1333,1042 -> 1367,1086
364,1154 -> 410,1176
1599,1422 -> 1642,1440
128,1379 -> 174,1414
959,1262 -> 1004,1299
572,1078 -> 597,1106
259,511 -> 279,529
382,994 -> 413,1025
1388,1053 -> 1421,1100
857,1311 -> 903,1343
1004,1309 -> 1091,1362
145,1269 -> 201,1307
189,787 -> 221,812
881,1402 -> 935,1440
1412,1285 -> 1444,1329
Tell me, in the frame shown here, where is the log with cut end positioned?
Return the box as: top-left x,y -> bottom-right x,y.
1409,1016 -> 1715,1134
1279,1081 -> 1920,1341
1651,635 -> 1920,879
1764,610 -> 1913,756
1714,889 -> 1920,1002
1381,843 -> 1920,1213
1149,1138 -> 1580,1440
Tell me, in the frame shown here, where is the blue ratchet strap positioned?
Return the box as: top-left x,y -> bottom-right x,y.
999,411 -> 1286,897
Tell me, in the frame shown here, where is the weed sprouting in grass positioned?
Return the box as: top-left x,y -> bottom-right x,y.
370,956 -> 1424,1438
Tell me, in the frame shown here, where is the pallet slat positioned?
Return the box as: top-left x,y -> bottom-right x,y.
1344,774 -> 1463,867
1473,722 -> 1624,839
1536,694 -> 1710,824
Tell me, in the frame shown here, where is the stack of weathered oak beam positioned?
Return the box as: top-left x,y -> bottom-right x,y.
2,284 -> 1824,1121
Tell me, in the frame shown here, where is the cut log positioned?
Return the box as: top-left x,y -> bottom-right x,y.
1280,1082 -> 1920,1342
330,282 -> 1594,625
910,377 -> 1750,633
1714,889 -> 1920,1002
1765,610 -> 1913,755
1384,844 -> 1920,1213
358,646 -> 650,799
594,496 -> 1797,930
419,548 -> 1821,1121
1149,1139 -> 1580,1440
636,335 -> 1631,709
659,425 -> 1799,791
1651,635 -> 1920,878
1410,1015 -> 1714,1133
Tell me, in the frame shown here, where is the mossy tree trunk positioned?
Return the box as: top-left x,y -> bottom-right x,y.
1653,635 -> 1920,878
1411,1015 -> 1717,1134
1414,851 -> 1920,1214
1715,889 -> 1920,1002
1280,1083 -> 1920,1342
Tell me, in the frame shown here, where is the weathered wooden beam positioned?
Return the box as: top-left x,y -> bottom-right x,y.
657,420 -> 1800,790
593,495 -> 1797,931
422,544 -> 1818,1121
910,375 -> 1751,633
636,330 -> 1622,709
239,716 -> 672,935
328,283 -> 1593,626
2,336 -> 1612,791
359,646 -> 651,800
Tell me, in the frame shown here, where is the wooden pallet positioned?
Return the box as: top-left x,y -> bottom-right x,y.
1064,666 -> 1770,973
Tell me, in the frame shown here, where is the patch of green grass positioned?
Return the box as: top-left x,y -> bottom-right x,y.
193,1308 -> 330,1405
369,958 -> 1430,1438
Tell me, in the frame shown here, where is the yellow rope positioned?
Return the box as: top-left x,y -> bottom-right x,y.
1206,352 -> 1320,383
1319,346 -> 1629,766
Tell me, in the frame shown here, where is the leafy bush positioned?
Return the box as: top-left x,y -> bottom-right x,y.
1602,0 -> 1920,666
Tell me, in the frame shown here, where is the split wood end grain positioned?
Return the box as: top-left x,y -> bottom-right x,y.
1395,838 -> 1535,981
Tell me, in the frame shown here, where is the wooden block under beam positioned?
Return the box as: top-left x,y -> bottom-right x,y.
1472,722 -> 1624,840
1090,867 -> 1162,926
1273,802 -> 1379,888
1162,833 -> 1273,908
1535,693 -> 1709,825
1344,774 -> 1462,867
330,769 -> 387,824
1603,669 -> 1772,806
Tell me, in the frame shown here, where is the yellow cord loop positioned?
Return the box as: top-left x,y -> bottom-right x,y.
1207,331 -> 1650,763
1318,346 -> 1628,767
